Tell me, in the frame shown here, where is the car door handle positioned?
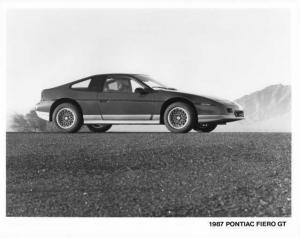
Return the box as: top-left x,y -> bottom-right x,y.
99,99 -> 109,103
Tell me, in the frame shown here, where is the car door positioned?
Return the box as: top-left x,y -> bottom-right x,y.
98,75 -> 155,120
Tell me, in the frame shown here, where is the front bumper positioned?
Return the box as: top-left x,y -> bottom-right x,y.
198,113 -> 244,124
197,101 -> 245,124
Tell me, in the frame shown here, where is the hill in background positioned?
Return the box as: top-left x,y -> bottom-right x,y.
216,84 -> 291,132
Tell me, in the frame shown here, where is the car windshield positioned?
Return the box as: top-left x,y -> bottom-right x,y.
136,75 -> 175,90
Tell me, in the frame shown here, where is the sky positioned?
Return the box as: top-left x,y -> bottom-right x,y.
6,8 -> 290,118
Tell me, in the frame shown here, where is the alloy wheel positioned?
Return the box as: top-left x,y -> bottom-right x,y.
167,107 -> 190,129
56,108 -> 77,129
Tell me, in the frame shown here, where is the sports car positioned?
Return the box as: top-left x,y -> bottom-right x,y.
35,73 -> 244,133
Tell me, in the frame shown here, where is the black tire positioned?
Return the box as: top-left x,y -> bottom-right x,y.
163,102 -> 195,133
53,103 -> 82,133
87,124 -> 112,133
194,123 -> 217,133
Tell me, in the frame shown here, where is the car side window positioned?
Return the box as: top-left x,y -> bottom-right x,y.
71,79 -> 91,89
103,77 -> 146,93
103,77 -> 132,93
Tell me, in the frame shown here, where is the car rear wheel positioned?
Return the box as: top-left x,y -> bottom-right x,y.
87,124 -> 112,133
194,123 -> 217,133
164,102 -> 195,133
53,103 -> 82,133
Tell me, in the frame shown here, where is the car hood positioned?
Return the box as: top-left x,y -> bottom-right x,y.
156,88 -> 235,105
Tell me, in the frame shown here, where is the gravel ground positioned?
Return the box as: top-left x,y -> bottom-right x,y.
6,132 -> 291,217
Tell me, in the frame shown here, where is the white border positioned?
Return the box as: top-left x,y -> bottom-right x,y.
1,1 -> 299,238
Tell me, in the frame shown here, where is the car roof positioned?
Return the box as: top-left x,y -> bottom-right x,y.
64,73 -> 146,86
90,73 -> 144,77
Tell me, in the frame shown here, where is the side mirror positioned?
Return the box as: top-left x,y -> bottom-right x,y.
134,87 -> 148,94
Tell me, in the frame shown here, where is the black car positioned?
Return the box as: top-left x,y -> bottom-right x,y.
35,73 -> 244,133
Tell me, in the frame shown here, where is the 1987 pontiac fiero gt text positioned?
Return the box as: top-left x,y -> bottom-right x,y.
35,74 -> 244,133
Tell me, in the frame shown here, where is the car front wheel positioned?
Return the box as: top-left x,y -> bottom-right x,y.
164,102 -> 195,133
53,103 -> 82,133
194,123 -> 217,133
87,124 -> 112,133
